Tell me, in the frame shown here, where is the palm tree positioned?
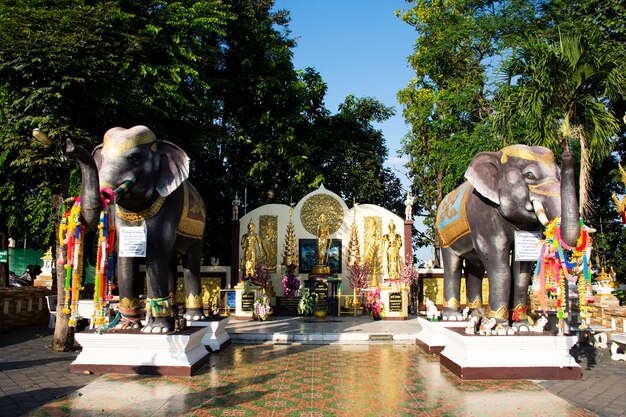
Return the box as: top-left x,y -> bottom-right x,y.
494,31 -> 625,216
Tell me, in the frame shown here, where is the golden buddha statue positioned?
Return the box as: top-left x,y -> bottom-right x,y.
383,221 -> 402,280
241,219 -> 263,279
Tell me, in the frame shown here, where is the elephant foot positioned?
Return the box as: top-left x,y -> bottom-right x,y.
184,308 -> 205,321
115,318 -> 141,330
513,320 -> 531,333
141,317 -> 173,334
442,308 -> 463,321
494,323 -> 518,335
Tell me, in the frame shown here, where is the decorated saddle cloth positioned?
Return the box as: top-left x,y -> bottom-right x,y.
436,182 -> 472,248
178,182 -> 206,239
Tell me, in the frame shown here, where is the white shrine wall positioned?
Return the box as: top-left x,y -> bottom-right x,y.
238,186 -> 405,296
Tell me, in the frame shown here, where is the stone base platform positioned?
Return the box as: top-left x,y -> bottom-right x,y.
187,317 -> 230,351
415,316 -> 467,354
71,327 -> 210,376
440,327 -> 581,380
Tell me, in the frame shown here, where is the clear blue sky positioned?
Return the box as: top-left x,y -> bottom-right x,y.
273,0 -> 417,187
272,1 -> 435,263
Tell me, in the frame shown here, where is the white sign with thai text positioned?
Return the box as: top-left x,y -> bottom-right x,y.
119,227 -> 147,257
514,231 -> 542,261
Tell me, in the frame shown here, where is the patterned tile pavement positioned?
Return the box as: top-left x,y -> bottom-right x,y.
4,319 -> 626,417
24,343 -> 595,417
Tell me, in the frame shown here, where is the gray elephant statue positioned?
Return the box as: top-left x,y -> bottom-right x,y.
66,125 -> 206,333
436,144 -> 580,326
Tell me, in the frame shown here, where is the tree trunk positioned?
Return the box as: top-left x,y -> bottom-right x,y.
559,149 -> 581,247
51,172 -> 75,352
433,168 -> 445,268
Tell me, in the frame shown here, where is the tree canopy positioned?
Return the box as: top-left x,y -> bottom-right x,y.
0,0 -> 403,268
398,0 -> 626,272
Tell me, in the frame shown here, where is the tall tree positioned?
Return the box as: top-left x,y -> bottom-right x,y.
1,0 -> 404,273
494,31 -> 626,215
319,95 -> 404,213
0,0 -> 231,351
397,0 -> 533,263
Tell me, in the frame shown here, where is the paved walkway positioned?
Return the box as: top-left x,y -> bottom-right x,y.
0,318 -> 625,416
0,325 -> 97,417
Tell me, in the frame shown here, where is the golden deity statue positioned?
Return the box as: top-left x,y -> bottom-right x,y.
317,213 -> 331,265
383,221 -> 402,280
241,219 -> 263,279
312,213 -> 332,274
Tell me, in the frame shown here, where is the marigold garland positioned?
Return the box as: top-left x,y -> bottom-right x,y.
59,190 -> 116,329
535,217 -> 594,332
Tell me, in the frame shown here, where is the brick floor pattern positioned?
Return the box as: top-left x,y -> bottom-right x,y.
25,344 -> 594,417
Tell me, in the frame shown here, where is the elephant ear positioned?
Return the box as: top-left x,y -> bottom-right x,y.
465,151 -> 502,205
156,140 -> 190,197
92,144 -> 104,171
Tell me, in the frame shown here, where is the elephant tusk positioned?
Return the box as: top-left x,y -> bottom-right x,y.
114,179 -> 135,198
532,200 -> 550,226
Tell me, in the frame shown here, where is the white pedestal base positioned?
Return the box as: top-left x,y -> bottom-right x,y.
187,317 -> 230,351
415,316 -> 468,354
71,327 -> 210,376
440,327 -> 581,380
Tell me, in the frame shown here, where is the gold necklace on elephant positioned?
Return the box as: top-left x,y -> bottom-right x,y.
116,195 -> 166,222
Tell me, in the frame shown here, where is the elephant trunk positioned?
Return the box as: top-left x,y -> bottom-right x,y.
559,149 -> 580,247
65,139 -> 101,229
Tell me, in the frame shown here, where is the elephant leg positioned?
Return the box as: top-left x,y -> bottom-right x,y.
116,257 -> 142,329
142,245 -> 174,334
484,251 -> 512,324
464,261 -> 485,311
182,241 -> 205,321
511,261 -> 533,330
442,249 -> 463,320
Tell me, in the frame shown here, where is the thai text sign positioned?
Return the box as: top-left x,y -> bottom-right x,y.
389,292 -> 403,312
119,227 -> 147,257
514,231 -> 542,261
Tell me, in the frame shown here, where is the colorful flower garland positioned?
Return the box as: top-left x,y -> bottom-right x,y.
534,217 -> 594,331
59,189 -> 116,328
93,188 -> 116,326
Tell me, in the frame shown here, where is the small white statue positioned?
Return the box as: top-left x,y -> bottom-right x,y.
232,193 -> 241,220
404,192 -> 415,221
532,316 -> 548,333
465,315 -> 479,335
479,317 -> 497,335
461,306 -> 470,320
425,298 -> 440,320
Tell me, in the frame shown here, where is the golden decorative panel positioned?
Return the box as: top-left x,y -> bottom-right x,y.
300,194 -> 344,236
422,278 -> 490,306
364,216 -> 382,273
174,277 -> 221,306
259,215 -> 278,272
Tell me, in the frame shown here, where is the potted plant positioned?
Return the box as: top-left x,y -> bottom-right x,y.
365,286 -> 385,320
252,263 -> 271,294
298,288 -> 318,316
253,294 -> 271,321
282,265 -> 301,297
